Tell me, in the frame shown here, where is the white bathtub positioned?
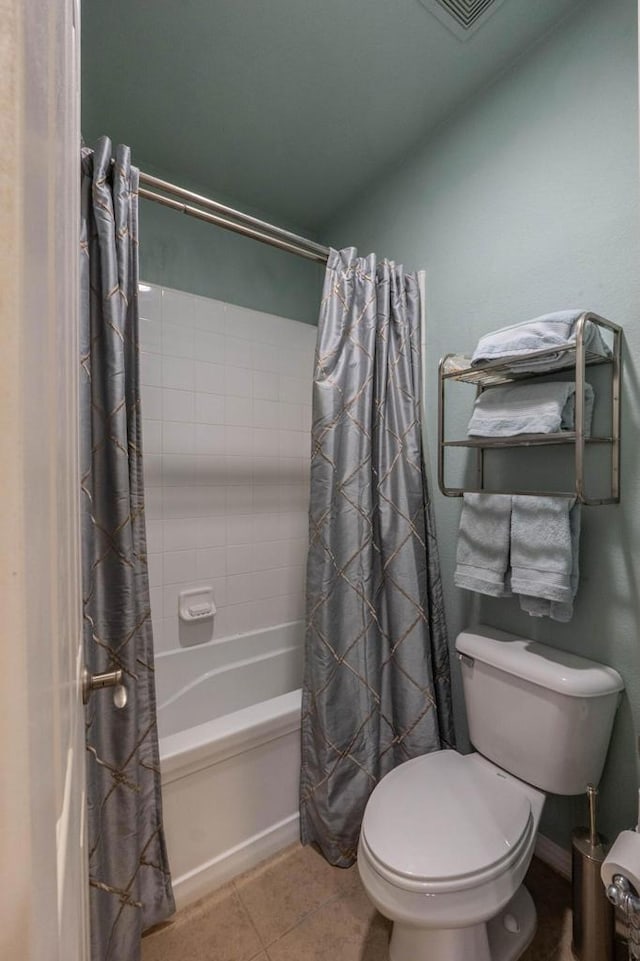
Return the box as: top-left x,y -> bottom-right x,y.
156,622 -> 303,908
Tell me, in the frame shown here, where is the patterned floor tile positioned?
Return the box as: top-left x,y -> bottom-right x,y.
234,842 -> 359,946
142,883 -> 263,961
265,880 -> 391,961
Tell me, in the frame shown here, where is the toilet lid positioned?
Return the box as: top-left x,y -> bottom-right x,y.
361,751 -> 532,884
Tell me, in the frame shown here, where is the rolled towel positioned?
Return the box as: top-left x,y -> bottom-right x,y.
471,310 -> 611,372
467,381 -> 595,437
454,493 -> 512,597
519,503 -> 581,622
510,496 -> 580,613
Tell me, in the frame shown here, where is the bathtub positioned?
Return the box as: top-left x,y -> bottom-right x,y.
156,622 -> 303,908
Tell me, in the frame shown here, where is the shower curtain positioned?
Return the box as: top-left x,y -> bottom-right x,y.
80,138 -> 175,961
300,247 -> 455,866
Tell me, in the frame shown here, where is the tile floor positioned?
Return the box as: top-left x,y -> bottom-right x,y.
142,843 -> 619,961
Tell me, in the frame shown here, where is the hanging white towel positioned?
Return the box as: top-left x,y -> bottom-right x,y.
510,496 -> 581,624
454,493 -> 512,598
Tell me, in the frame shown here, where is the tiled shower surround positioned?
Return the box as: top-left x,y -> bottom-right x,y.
138,283 -> 316,653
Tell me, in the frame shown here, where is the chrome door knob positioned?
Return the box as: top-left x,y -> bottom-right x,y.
82,666 -> 126,707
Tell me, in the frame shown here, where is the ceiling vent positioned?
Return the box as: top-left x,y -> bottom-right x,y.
418,0 -> 508,41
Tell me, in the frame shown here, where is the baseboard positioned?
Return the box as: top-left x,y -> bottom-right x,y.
535,833 -> 572,880
171,813 -> 300,910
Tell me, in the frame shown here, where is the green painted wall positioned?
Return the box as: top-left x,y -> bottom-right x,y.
327,0 -> 640,848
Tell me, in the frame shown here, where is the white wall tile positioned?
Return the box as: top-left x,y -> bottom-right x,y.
147,553 -> 163,588
225,335 -> 252,369
163,517 -> 204,552
139,282 -> 162,322
164,550 -> 197,585
279,375 -> 312,405
251,341 -> 280,372
142,419 -> 162,454
196,516 -> 227,548
163,322 -> 194,359
227,572 -> 253,606
195,392 -> 225,424
224,397 -> 252,427
195,361 -> 225,394
139,317 -> 163,354
227,544 -> 255,575
163,388 -> 194,422
279,430 -> 308,458
195,424 -> 225,455
226,514 -> 254,545
196,548 -> 227,580
252,428 -> 278,457
253,399 -> 279,429
225,304 -> 263,341
153,617 -> 178,654
278,402 -> 303,431
141,385 -> 162,421
163,421 -> 195,454
225,366 -> 252,397
225,426 -> 253,456
194,328 -> 225,364
253,514 -> 283,543
193,455 -> 223,486
279,484 -> 308,512
253,484 -> 282,514
145,486 -> 163,520
224,456 -> 254,486
252,456 -> 280,485
146,519 -> 164,554
253,370 -> 279,400
142,290 -> 312,652
162,356 -> 194,390
163,453 -> 197,487
225,485 -> 253,514
193,294 -> 226,333
163,485 -> 225,519
144,454 -> 163,487
140,351 -> 162,387
149,586 -> 163,621
162,287 -> 195,327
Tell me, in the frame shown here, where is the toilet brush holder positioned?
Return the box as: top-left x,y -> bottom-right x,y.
572,785 -> 615,961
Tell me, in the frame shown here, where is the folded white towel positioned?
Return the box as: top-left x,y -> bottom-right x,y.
454,493 -> 512,598
510,496 -> 580,617
471,311 -> 611,372
467,381 -> 595,437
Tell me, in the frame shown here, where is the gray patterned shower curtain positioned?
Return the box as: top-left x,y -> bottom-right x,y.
80,138 -> 175,961
300,247 -> 455,866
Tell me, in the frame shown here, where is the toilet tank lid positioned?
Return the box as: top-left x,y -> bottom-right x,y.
456,625 -> 624,698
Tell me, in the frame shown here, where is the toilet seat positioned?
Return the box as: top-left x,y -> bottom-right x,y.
360,750 -> 534,895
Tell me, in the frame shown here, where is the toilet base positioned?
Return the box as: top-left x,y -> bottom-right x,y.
388,884 -> 537,961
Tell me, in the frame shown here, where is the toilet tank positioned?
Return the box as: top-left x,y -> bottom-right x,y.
456,625 -> 624,795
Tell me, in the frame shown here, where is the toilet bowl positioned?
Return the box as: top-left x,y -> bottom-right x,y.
357,750 -> 545,961
357,625 -> 624,961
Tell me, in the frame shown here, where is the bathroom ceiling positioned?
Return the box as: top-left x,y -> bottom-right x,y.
82,0 -> 584,233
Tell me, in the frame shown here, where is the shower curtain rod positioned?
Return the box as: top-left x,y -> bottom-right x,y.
137,170 -> 331,264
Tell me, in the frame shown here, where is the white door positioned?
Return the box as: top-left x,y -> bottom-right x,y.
0,1 -> 88,960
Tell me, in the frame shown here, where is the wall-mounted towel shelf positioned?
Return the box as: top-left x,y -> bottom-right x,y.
437,312 -> 622,505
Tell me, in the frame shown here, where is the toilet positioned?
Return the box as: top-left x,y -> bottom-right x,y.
357,625 -> 624,961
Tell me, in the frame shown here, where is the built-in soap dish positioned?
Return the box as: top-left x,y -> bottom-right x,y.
179,587 -> 216,622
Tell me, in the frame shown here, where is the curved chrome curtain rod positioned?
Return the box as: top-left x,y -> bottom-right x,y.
137,170 -> 330,264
